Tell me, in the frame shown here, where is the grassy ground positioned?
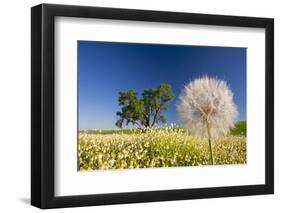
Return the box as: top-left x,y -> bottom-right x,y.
230,121 -> 246,136
78,123 -> 247,171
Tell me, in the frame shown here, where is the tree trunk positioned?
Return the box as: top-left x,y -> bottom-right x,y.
151,109 -> 159,127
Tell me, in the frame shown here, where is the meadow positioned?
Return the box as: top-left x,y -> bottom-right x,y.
78,122 -> 246,171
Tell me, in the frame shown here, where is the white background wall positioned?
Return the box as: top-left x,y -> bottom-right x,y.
0,0 -> 279,212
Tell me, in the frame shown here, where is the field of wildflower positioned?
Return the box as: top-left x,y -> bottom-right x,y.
78,123 -> 246,171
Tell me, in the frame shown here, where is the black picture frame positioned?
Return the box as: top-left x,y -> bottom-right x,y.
31,3 -> 274,209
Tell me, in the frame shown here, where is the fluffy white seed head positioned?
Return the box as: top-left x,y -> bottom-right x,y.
177,76 -> 238,138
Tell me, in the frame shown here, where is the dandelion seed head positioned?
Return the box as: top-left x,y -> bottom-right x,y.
177,76 -> 238,138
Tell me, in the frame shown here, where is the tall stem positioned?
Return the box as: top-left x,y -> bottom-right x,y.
206,122 -> 214,165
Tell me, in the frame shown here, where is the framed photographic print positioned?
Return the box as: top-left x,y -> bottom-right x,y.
31,3 -> 274,209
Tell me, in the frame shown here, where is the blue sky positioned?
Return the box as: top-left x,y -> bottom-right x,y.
78,41 -> 246,130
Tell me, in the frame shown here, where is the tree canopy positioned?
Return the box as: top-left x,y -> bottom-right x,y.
116,84 -> 174,128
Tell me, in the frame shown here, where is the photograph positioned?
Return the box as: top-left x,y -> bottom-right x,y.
77,41 -> 247,171
30,3 -> 274,209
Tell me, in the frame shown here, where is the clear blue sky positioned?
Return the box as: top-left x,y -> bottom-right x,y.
78,41 -> 246,130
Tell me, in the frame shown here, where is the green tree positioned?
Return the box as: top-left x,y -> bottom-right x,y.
116,84 -> 174,128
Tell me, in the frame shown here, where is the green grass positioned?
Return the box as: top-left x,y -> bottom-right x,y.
80,128 -> 143,135
230,121 -> 246,136
80,122 -> 246,136
80,127 -> 185,135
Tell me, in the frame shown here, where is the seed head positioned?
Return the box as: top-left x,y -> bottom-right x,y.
177,76 -> 238,138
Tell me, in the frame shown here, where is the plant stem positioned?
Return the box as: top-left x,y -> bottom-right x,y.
206,122 -> 214,165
